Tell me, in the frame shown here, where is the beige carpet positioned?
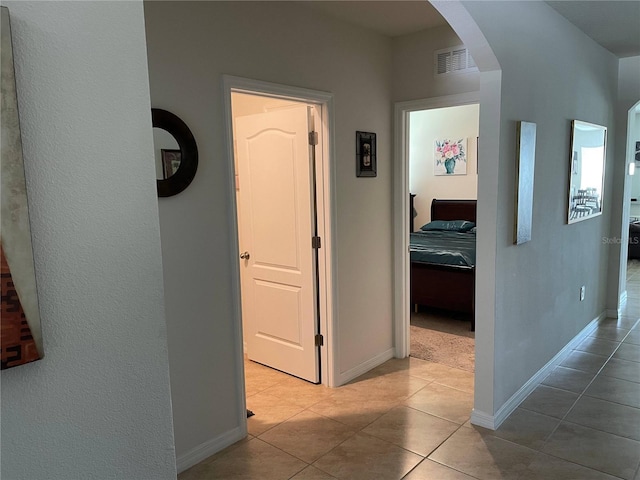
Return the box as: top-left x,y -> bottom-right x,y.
410,308 -> 475,372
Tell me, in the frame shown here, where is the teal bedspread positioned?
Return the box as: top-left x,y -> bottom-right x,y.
409,230 -> 476,268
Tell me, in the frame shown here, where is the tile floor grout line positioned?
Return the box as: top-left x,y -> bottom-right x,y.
535,316 -> 640,468
401,403 -> 468,426
559,417 -> 640,443
401,460 -> 484,480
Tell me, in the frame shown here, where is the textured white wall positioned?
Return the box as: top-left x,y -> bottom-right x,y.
144,1 -> 393,462
409,104 -> 479,228
459,0 -> 619,411
392,24 -> 480,102
0,2 -> 176,479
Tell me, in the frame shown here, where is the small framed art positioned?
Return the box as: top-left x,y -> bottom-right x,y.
356,131 -> 376,177
161,149 -> 181,179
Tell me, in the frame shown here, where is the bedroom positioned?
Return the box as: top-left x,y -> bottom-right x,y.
408,103 -> 479,371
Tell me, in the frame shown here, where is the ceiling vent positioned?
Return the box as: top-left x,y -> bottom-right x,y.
434,46 -> 478,76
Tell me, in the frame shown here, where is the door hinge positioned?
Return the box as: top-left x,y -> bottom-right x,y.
312,236 -> 321,249
315,334 -> 324,347
309,131 -> 318,146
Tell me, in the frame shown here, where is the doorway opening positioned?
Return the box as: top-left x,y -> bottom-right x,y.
393,92 -> 480,360
406,102 -> 479,373
223,76 -> 336,433
620,101 -> 640,304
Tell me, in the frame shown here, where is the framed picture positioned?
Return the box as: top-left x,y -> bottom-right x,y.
635,140 -> 640,162
568,120 -> 607,224
514,121 -> 536,245
1,7 -> 44,369
356,131 -> 376,177
161,149 -> 181,179
434,138 -> 467,175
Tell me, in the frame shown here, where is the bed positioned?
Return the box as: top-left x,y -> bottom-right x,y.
410,198 -> 476,330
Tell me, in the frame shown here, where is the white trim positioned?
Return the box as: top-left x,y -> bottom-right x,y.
336,348 -> 395,386
605,290 -> 627,319
470,312 -> 605,430
620,290 -> 628,307
222,77 -> 249,447
176,426 -> 245,473
222,76 -> 338,402
393,92 -> 480,359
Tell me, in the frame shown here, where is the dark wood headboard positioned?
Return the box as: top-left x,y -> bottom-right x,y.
431,199 -> 477,223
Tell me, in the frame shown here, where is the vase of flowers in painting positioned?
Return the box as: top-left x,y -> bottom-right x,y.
444,158 -> 456,174
435,139 -> 467,175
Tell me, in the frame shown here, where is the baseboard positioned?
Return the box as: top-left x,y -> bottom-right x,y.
606,291 -> 627,319
336,348 -> 395,386
471,311 -> 605,430
469,409 -> 496,430
176,426 -> 246,474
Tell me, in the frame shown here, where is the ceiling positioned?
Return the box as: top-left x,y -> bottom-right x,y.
546,1 -> 640,58
303,1 -> 640,58
303,1 -> 447,37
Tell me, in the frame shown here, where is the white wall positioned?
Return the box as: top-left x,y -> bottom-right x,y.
409,104 -> 479,228
392,24 -> 480,102
0,2 -> 176,479
144,1 -> 393,463
456,0 -> 619,412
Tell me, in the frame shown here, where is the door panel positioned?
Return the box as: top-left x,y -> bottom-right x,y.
236,105 -> 319,383
254,280 -> 302,346
247,134 -> 299,267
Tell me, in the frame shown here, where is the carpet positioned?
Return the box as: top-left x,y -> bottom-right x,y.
410,308 -> 475,372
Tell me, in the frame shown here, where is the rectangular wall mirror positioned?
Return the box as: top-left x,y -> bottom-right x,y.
568,120 -> 607,224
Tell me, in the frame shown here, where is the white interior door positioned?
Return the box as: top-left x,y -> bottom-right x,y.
236,105 -> 319,383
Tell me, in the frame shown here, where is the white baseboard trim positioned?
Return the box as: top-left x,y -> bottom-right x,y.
469,409 -> 496,430
606,291 -> 627,318
336,348 -> 395,386
176,426 -> 246,474
470,311 -> 605,430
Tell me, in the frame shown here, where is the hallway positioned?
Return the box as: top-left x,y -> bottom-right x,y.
179,261 -> 640,480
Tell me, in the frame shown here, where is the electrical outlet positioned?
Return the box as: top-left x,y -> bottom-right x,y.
580,286 -> 585,301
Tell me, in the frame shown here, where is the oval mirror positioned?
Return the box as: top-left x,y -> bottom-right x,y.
152,108 -> 198,197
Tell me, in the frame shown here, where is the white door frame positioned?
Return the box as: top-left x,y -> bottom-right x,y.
393,92 -> 480,358
222,75 -> 337,431
613,99 -> 640,311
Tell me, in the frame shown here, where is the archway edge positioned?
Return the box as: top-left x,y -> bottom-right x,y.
431,1 -> 500,73
430,0 -> 502,426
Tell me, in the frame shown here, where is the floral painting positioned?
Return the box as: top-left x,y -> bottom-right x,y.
434,138 -> 467,176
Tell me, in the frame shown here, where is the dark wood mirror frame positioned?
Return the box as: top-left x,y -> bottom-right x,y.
152,108 -> 198,197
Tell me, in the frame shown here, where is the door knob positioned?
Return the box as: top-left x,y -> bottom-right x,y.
240,251 -> 250,260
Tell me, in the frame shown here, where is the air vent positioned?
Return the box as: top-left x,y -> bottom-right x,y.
434,46 -> 478,76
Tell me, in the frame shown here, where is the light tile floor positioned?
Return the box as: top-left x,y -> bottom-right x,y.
180,260 -> 640,480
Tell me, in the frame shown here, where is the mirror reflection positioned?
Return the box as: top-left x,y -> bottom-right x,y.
153,127 -> 181,180
568,120 -> 607,224
152,108 -> 198,197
